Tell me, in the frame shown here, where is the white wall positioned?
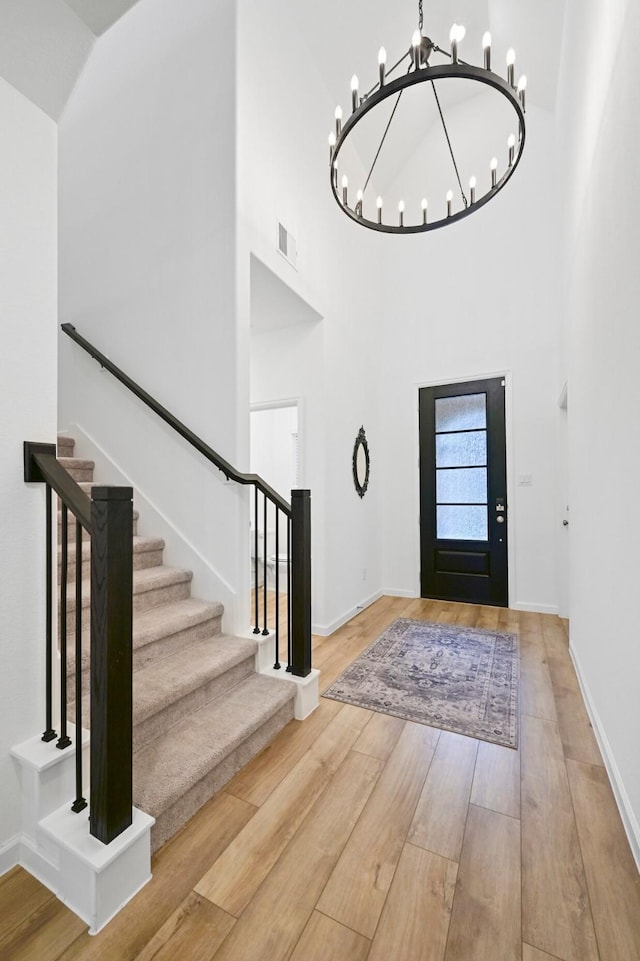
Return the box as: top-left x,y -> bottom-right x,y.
239,0 -> 384,634
559,0 -> 640,860
377,104 -> 562,611
0,78 -> 57,853
58,0 -> 243,629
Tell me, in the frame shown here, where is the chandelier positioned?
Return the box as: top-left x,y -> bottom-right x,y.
328,1 -> 527,233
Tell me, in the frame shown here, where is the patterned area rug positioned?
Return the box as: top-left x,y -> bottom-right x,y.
323,618 -> 519,748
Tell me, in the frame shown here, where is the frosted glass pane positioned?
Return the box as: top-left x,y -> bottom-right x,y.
436,394 -> 486,432
437,468 -> 487,504
436,431 -> 487,467
437,506 -> 488,541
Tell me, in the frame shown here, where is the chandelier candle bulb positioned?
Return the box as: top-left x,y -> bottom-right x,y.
517,75 -> 527,111
470,176 -> 477,204
446,190 -> 453,217
341,175 -> 348,205
328,131 -> 336,160
377,195 -> 383,224
351,75 -> 359,112
450,24 -> 458,64
491,156 -> 498,187
335,105 -> 343,138
483,32 -> 492,70
506,48 -> 516,87
378,46 -> 387,86
422,197 -> 428,225
356,189 -> 363,217
412,30 -> 422,68
398,200 -> 405,226
508,133 -> 516,166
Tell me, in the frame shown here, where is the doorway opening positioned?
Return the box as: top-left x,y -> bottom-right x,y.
249,401 -> 300,595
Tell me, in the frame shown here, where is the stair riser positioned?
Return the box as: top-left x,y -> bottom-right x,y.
65,613 -> 224,681
59,549 -> 164,582
134,580 -> 191,614
61,467 -> 94,483
132,615 -> 223,672
58,516 -> 138,537
60,579 -> 192,633
146,700 -> 295,853
133,658 -> 255,753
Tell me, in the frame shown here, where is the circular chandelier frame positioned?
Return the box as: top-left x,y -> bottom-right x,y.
329,34 -> 527,234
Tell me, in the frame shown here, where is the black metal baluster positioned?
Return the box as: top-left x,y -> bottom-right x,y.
253,486 -> 260,634
286,516 -> 292,672
262,493 -> 269,636
42,484 -> 56,742
274,508 -> 281,669
57,505 -> 71,749
72,520 -> 87,812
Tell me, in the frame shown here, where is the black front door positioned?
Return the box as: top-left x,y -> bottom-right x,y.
419,378 -> 508,606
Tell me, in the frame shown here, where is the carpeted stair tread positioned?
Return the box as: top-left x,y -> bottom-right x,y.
59,534 -> 163,560
57,457 -> 95,471
132,634 -> 258,726
65,564 -> 192,612
133,673 -> 295,819
132,597 -> 224,652
67,596 -> 224,676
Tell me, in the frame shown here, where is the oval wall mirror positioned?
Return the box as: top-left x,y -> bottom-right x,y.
353,426 -> 370,498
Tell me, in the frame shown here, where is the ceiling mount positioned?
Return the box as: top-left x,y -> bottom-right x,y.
328,3 -> 527,234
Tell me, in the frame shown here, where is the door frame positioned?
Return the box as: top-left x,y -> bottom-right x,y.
412,369 -> 515,607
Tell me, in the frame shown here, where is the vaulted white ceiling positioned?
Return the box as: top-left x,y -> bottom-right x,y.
0,0 -> 566,123
0,0 -> 141,119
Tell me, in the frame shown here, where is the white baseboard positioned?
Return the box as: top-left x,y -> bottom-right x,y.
0,836 -> 20,877
383,589 -> 420,599
511,601 -> 559,615
569,642 -> 640,873
313,590 -> 383,637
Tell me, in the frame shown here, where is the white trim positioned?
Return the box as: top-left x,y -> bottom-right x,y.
412,369 -> 515,605
312,590 -> 383,637
0,836 -> 20,877
383,588 -> 420,599
570,642 -> 640,873
511,601 -> 559,615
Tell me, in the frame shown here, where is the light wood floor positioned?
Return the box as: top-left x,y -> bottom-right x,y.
2,596 -> 640,961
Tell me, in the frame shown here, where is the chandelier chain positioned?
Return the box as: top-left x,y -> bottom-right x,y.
418,0 -> 423,31
431,81 -> 468,208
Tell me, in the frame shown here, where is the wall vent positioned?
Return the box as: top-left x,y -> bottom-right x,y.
277,222 -> 298,270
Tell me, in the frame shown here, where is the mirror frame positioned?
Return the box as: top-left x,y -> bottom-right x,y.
352,426 -> 370,499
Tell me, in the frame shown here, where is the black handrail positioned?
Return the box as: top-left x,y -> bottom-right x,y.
24,446 -> 93,531
61,322 -> 312,678
61,323 -> 291,516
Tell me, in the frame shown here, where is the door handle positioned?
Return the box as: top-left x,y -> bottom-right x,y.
563,520 -> 569,527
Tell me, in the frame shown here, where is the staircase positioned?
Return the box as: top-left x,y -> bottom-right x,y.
57,435 -> 296,852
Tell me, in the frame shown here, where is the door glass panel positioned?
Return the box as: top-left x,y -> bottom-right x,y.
435,393 -> 486,432
437,506 -> 488,541
436,468 -> 487,504
436,431 -> 487,467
